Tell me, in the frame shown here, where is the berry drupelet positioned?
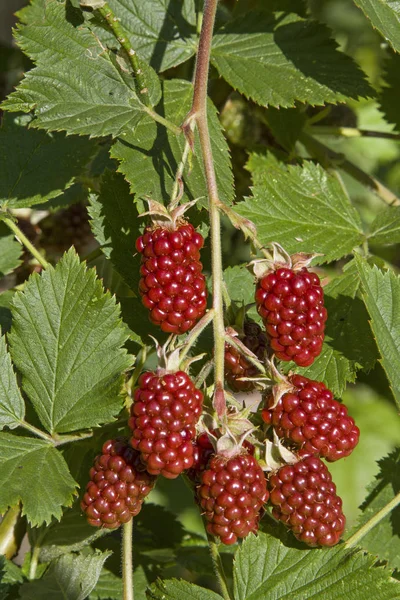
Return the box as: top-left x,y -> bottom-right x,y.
81,439 -> 155,529
136,222 -> 207,334
262,375 -> 359,462
268,450 -> 345,547
197,450 -> 269,545
225,320 -> 268,392
255,265 -> 327,367
129,370 -> 203,479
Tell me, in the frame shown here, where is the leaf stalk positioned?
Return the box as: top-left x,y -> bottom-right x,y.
345,491 -> 400,548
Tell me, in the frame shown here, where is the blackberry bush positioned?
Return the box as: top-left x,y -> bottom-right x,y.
1,0 -> 399,598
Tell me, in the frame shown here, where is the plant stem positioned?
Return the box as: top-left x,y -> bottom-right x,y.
4,217 -> 49,269
308,126 -> 400,140
143,106 -> 182,135
29,529 -> 46,580
98,3 -> 151,107
179,309 -> 214,362
345,491 -> 400,548
18,420 -> 55,443
122,520 -> 134,600
189,0 -> 226,420
0,505 -> 25,560
169,137 -> 193,209
206,531 -> 232,600
300,132 -> 400,207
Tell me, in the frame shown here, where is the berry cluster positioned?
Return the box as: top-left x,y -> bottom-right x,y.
255,266 -> 326,367
225,320 -> 268,392
81,439 -> 155,529
129,370 -> 203,479
262,375 -> 360,462
268,451 -> 345,546
136,222 -> 207,334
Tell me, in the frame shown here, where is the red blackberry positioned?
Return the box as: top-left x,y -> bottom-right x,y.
255,266 -> 326,367
81,439 -> 155,529
225,320 -> 268,392
268,451 -> 345,547
129,370 -> 203,479
197,451 -> 269,545
136,222 -> 207,334
262,375 -> 359,461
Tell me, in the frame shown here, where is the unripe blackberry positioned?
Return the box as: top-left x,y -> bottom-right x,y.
268,451 -> 345,547
129,371 -> 203,479
136,222 -> 207,334
81,439 -> 155,529
255,266 -> 326,367
197,451 -> 269,545
40,202 -> 94,258
262,375 -> 359,461
225,320 -> 268,392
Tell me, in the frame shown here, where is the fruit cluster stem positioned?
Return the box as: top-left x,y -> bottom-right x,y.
122,520 -> 134,600
3,216 -> 49,269
189,0 -> 226,420
98,3 -> 151,108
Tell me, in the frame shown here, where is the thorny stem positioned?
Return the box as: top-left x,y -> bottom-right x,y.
98,3 -> 151,107
179,309 -> 215,362
300,132 -> 400,207
188,0 -> 226,420
308,125 -> 400,140
122,520 -> 134,600
206,530 -> 232,600
345,491 -> 400,548
3,217 -> 49,269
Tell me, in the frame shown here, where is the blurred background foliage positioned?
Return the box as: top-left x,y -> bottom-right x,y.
1,0 -> 399,540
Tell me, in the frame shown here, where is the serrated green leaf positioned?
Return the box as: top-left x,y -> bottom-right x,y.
0,113 -> 96,209
281,343 -> 356,397
147,579 -> 222,600
89,568 -> 123,600
262,105 -> 307,153
89,0 -> 197,72
354,0 -> 400,53
88,172 -> 141,291
18,551 -> 110,600
380,53 -> 400,131
233,532 -> 399,599
0,433 -> 77,526
2,0 -> 152,137
0,235 -> 22,277
238,157 -> 364,263
9,248 -> 132,434
368,205 -> 400,245
324,259 -> 378,373
354,449 -> 400,569
211,13 -> 372,109
0,335 -> 25,430
111,79 -> 234,208
223,266 -> 255,307
355,255 -> 400,409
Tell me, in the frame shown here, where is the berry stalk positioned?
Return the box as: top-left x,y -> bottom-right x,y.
188,0 -> 226,419
122,520 -> 134,600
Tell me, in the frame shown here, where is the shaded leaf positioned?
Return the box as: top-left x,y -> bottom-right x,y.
211,13 -> 372,108
0,291 -> 14,334
9,248 -> 132,434
89,568 -> 123,600
0,113 -> 96,209
368,205 -> 400,245
0,335 -> 25,430
355,255 -> 400,409
0,433 -> 77,526
238,156 -> 364,263
110,79 -> 234,208
223,265 -> 256,307
380,53 -> 400,131
18,551 -> 110,600
234,532 -> 399,599
0,234 -> 22,277
147,579 -> 222,600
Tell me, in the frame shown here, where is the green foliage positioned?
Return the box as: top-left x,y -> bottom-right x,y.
147,579 -> 223,600
0,114 -> 96,208
0,335 -> 25,430
0,433 -> 77,525
233,532 -> 399,599
18,551 -> 110,599
368,206 -> 400,245
239,155 -> 365,263
380,53 -> 400,131
0,234 -> 22,277
355,448 -> 400,569
110,79 -> 234,207
9,249 -> 132,434
211,13 -> 372,108
356,256 -> 400,409
354,0 -> 400,53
